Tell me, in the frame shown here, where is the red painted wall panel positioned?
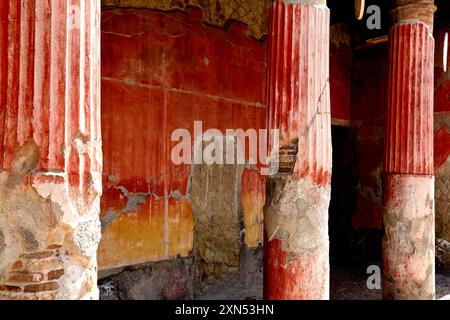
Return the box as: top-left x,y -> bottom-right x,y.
99,8 -> 267,269
434,28 -> 450,172
330,25 -> 352,124
350,45 -> 387,229
434,29 -> 450,114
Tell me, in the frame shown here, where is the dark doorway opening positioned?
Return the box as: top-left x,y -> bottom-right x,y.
329,125 -> 382,300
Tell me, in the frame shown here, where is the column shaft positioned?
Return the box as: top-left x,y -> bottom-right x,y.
264,0 -> 331,300
383,0 -> 436,300
0,0 -> 101,300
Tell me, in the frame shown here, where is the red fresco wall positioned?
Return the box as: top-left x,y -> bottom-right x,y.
99,8 -> 354,270
434,28 -> 450,244
351,45 -> 388,230
99,8 -> 267,269
435,28 -> 450,169
330,24 -> 352,125
101,6 -> 427,269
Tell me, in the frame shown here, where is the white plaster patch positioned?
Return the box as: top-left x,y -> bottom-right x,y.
265,177 -> 330,255
33,182 -> 80,228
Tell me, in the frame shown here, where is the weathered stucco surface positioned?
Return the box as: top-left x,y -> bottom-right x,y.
350,27 -> 450,266
435,120 -> 450,249
382,175 -> 435,300
265,177 -> 330,259
101,0 -> 271,39
99,257 -> 194,300
0,142 -> 102,300
264,0 -> 332,300
190,146 -> 245,293
264,176 -> 330,299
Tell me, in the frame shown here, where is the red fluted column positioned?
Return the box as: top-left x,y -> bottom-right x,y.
383,0 -> 436,300
264,0 -> 331,300
0,0 -> 101,300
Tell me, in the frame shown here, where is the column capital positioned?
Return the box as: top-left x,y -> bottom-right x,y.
391,0 -> 436,31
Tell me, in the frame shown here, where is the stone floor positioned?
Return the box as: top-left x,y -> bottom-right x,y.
99,255 -> 450,300
331,263 -> 450,300
197,280 -> 263,300
197,263 -> 450,300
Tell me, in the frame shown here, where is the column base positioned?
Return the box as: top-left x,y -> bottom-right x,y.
264,177 -> 330,300
382,174 -> 435,300
0,142 -> 101,300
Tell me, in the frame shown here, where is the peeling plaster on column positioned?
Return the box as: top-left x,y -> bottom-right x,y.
391,0 -> 436,34
265,0 -> 331,300
0,140 -> 102,300
33,182 -> 81,229
0,141 -> 41,280
382,0 -> 436,300
0,0 -> 102,300
265,177 -> 330,266
383,174 -> 435,300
